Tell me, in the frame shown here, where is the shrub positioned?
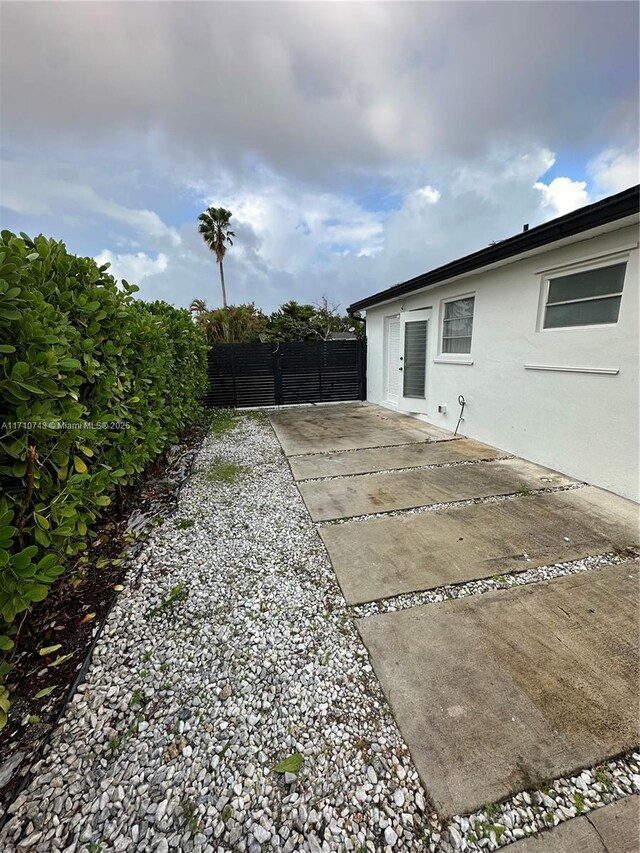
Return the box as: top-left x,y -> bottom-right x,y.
195,303 -> 267,344
0,231 -> 207,656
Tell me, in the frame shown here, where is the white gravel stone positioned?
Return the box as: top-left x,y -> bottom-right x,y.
384,826 -> 398,846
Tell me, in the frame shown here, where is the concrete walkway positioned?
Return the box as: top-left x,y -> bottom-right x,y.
358,563 -> 639,817
299,457 -> 576,521
268,403 -> 640,825
321,486 -> 640,604
507,796 -> 639,852
289,436 -> 503,480
269,402 -> 453,455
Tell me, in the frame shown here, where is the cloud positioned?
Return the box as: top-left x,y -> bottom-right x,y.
0,160 -> 181,247
125,146 -> 603,312
1,3 -> 637,183
533,176 -> 590,217
0,3 -> 636,317
588,148 -> 639,196
94,249 -> 168,283
193,170 -> 386,273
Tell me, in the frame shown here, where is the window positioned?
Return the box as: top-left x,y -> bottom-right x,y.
543,263 -> 626,329
442,296 -> 474,354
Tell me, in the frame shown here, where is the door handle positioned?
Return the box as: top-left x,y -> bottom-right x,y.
398,367 -> 403,371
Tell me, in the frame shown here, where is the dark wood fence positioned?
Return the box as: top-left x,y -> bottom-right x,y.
203,339 -> 367,408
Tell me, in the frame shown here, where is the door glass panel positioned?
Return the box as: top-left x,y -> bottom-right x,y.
403,320 -> 427,398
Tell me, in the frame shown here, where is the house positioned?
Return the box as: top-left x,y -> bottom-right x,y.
348,185 -> 640,502
328,331 -> 357,340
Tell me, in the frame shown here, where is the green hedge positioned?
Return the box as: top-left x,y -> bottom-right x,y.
0,231 -> 207,647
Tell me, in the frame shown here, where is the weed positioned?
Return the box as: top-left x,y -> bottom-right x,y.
544,810 -> 554,825
354,736 -> 371,758
207,408 -> 236,437
595,766 -> 611,791
108,735 -> 122,759
176,518 -> 195,530
243,409 -> 270,425
484,802 -> 501,819
207,458 -> 247,484
573,792 -> 586,812
475,821 -> 506,843
148,583 -> 188,618
493,575 -> 507,584
88,841 -> 105,853
131,688 -> 146,707
180,799 -> 201,834
517,483 -> 533,497
222,805 -> 233,822
143,650 -> 152,662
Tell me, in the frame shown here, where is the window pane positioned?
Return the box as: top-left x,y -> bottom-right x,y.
547,263 -> 626,304
544,296 -> 622,329
403,320 -> 427,398
442,317 -> 473,337
442,296 -> 474,353
443,335 -> 472,354
444,297 -> 475,320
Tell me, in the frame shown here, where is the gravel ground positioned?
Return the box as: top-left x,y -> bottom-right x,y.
1,414 -> 637,853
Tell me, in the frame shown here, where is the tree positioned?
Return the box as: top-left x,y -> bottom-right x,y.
265,301 -> 319,342
189,298 -> 207,316
194,303 -> 267,344
265,296 -> 362,341
197,207 -> 235,308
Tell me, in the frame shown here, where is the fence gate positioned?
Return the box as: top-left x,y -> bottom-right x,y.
203,339 -> 367,408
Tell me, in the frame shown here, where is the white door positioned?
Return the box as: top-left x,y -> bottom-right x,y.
398,309 -> 431,413
384,315 -> 401,406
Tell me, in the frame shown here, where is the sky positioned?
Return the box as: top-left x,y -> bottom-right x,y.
1,1 -> 638,314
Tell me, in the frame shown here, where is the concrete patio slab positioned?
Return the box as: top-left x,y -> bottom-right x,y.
320,486 -> 640,604
289,437 -> 504,481
506,814 -> 602,853
356,563 -> 640,818
300,457 -> 576,522
269,403 -> 454,456
506,796 -> 639,852
588,795 -> 640,853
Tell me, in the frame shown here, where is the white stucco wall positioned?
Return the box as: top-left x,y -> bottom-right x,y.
365,222 -> 640,502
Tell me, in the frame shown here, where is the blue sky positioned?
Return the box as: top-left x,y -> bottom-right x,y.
1,2 -> 638,313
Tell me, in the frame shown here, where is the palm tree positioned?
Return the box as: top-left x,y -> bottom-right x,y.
189,298 -> 207,316
197,207 -> 235,308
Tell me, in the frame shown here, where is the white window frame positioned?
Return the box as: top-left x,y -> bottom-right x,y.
438,292 -> 476,360
537,253 -> 628,333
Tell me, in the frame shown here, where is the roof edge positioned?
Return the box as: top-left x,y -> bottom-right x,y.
347,184 -> 640,313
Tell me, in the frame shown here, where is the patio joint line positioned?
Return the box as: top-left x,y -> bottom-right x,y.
314,482 -> 588,527
296,455 -> 514,482
285,436 -> 462,458
346,552 -> 638,616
